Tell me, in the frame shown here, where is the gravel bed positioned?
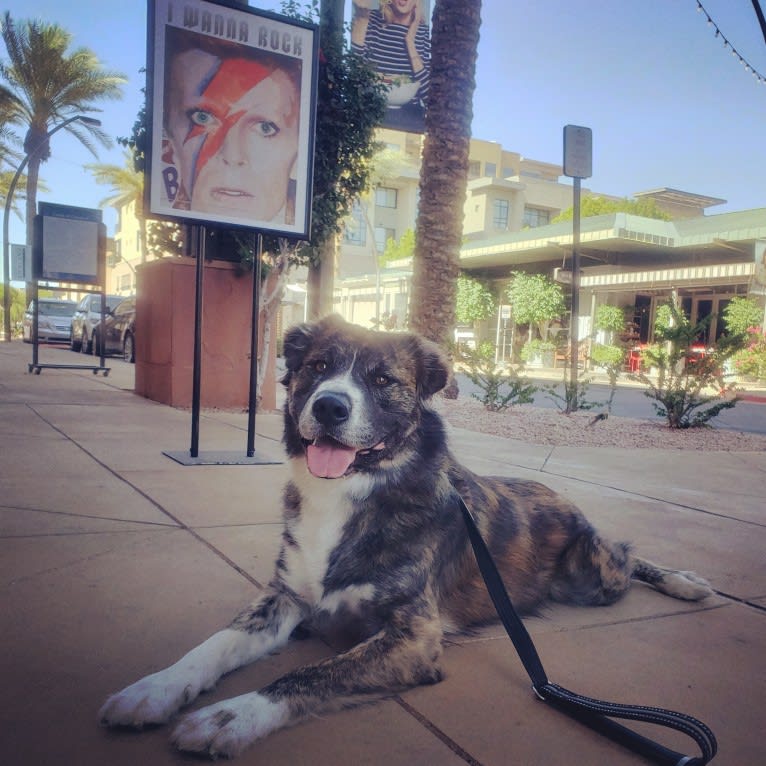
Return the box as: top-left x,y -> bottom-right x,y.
436,397 -> 766,452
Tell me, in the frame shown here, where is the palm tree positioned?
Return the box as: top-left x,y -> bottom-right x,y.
0,12 -> 126,250
409,0 -> 482,348
87,151 -> 147,263
0,101 -> 23,216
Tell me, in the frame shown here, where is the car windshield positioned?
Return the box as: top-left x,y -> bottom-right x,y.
38,301 -> 76,317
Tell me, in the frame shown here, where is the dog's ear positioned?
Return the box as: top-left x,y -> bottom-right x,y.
281,321 -> 315,385
415,336 -> 450,397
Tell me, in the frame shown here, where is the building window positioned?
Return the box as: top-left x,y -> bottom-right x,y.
523,207 -> 550,228
468,160 -> 481,179
343,203 -> 366,245
492,199 -> 509,229
485,162 -> 497,178
375,186 -> 398,208
502,166 -> 515,178
375,227 -> 396,253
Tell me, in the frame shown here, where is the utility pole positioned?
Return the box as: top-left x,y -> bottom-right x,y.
562,125 -> 592,411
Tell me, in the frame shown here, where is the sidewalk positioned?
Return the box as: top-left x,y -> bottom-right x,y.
1,341 -> 765,765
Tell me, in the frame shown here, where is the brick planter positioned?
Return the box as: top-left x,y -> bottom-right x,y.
134,257 -> 276,410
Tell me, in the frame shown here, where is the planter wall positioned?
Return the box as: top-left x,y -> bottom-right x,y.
134,257 -> 276,410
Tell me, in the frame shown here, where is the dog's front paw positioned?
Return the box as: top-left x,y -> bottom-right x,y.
171,693 -> 289,758
99,671 -> 201,728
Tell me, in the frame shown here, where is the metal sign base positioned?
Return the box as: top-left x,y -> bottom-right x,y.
28,362 -> 110,376
163,449 -> 282,466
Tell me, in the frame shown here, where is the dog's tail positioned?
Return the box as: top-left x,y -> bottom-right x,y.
631,557 -> 713,601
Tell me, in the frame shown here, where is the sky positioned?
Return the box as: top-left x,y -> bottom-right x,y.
3,0 -> 766,255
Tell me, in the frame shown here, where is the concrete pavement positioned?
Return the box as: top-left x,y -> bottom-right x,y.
1,341 -> 765,765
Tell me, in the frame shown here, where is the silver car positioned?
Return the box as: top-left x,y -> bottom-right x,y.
70,293 -> 123,354
22,299 -> 77,344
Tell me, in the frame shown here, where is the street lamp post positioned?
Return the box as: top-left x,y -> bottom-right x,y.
2,114 -> 102,342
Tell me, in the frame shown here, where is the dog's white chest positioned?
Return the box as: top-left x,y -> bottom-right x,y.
283,467 -> 370,606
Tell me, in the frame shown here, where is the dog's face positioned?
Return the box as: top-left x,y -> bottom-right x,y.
282,315 -> 449,479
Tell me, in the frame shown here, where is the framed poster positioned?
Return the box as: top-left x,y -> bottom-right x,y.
146,0 -> 318,237
33,203 -> 105,285
350,0 -> 431,134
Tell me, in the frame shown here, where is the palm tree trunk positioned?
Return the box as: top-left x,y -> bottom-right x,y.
409,0 -> 482,349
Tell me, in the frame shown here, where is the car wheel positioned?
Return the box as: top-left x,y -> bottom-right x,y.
123,332 -> 135,363
70,330 -> 81,352
91,331 -> 99,356
81,330 -> 90,354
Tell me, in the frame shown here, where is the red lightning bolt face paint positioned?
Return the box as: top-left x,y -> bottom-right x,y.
185,58 -> 270,185
165,45 -> 301,223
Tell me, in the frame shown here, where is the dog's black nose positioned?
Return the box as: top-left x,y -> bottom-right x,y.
312,392 -> 351,426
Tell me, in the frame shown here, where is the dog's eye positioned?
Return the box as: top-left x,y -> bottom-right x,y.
313,360 -> 328,374
372,373 -> 391,387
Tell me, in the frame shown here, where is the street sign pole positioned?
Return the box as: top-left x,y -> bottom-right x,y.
562,125 -> 592,410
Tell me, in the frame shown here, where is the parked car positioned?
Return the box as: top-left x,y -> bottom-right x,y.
91,295 -> 136,362
70,293 -> 123,354
22,299 -> 77,344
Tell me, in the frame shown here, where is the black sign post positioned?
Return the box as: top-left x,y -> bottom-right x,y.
562,125 -> 593,405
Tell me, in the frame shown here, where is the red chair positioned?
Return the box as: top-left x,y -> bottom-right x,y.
628,346 -> 643,373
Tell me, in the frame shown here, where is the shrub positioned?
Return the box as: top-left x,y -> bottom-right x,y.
456,274 -> 496,324
593,304 -> 627,335
630,302 -> 746,428
543,377 -> 603,413
722,297 -> 762,336
520,338 -> 556,362
591,342 -> 624,367
458,342 -> 538,412
732,326 -> 766,380
507,272 -> 565,344
590,343 -> 625,414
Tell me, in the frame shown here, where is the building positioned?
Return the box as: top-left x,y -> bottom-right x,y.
334,129 -> 766,358
109,197 -> 142,296
107,127 -> 766,362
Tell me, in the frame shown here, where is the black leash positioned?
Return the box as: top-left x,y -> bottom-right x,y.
457,494 -> 717,765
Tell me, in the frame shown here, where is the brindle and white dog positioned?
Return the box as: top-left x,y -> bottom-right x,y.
99,314 -> 711,758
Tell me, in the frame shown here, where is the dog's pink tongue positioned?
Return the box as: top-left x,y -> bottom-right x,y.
307,441 -> 357,479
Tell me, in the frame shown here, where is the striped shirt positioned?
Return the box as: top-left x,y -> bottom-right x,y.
352,9 -> 430,108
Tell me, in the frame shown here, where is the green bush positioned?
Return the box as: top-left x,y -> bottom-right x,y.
733,327 -> 766,380
543,378 -> 603,413
722,297 -> 762,336
591,343 -> 624,367
456,274 -> 496,324
631,301 -> 746,428
593,304 -> 626,334
507,272 -> 565,344
458,342 -> 538,412
520,338 -> 556,362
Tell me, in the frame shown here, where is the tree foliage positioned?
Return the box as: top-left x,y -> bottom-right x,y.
0,12 -> 126,247
457,341 -> 537,412
507,272 -> 565,329
552,195 -> 671,223
381,227 -> 415,265
594,303 -> 627,333
722,296 -> 762,336
455,273 -> 495,324
631,301 -> 745,428
0,282 -> 25,335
